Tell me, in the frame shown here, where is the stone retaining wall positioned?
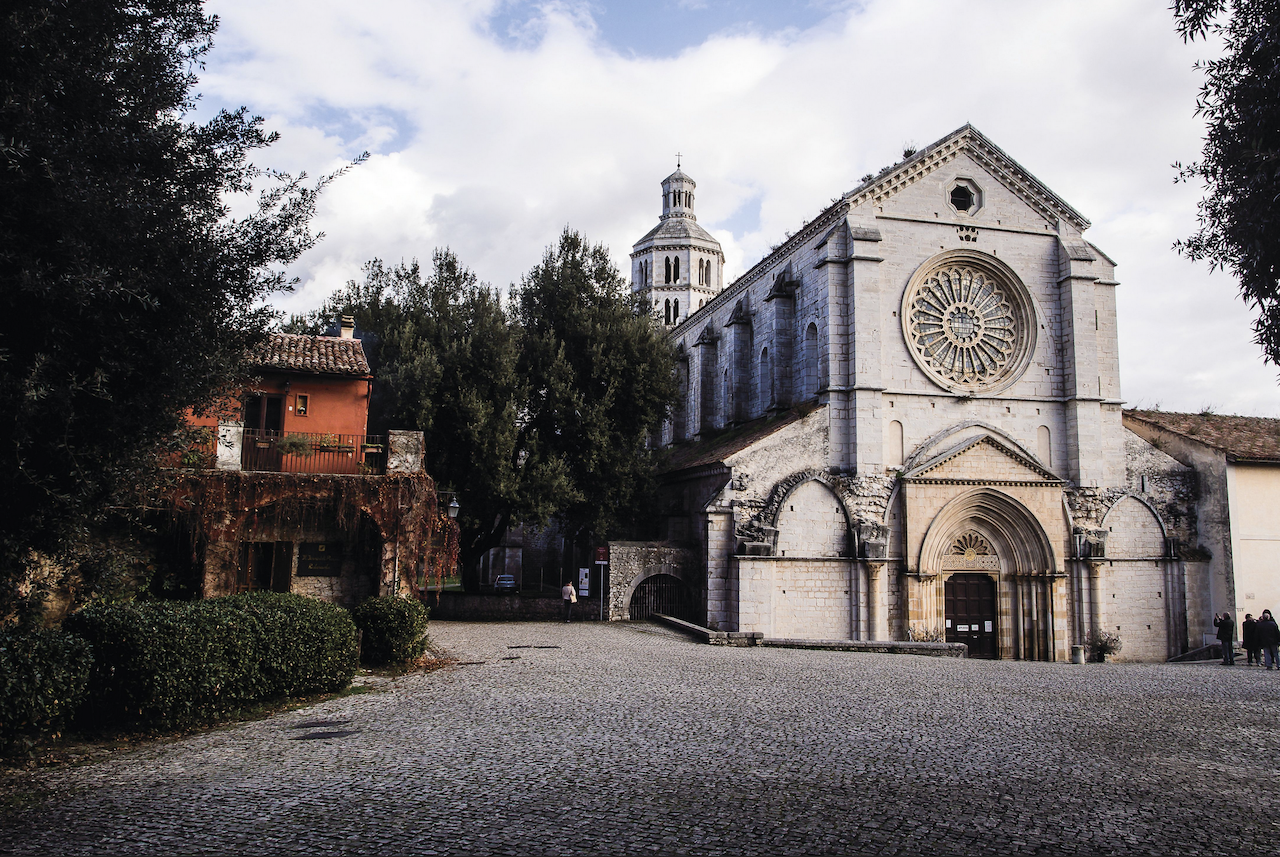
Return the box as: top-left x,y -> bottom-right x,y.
426,591 -> 604,622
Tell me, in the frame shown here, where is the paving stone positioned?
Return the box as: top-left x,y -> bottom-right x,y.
2,620 -> 1279,854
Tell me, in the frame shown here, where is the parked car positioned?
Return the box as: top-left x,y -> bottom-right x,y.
494,574 -> 518,594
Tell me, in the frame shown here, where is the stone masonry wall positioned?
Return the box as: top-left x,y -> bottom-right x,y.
737,557 -> 855,640
607,542 -> 698,622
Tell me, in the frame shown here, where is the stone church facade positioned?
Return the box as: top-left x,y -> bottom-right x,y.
618,125 -> 1204,662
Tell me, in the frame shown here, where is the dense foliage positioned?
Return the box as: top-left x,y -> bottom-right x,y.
0,628 -> 93,753
0,0 -> 347,620
64,593 -> 358,731
1173,0 -> 1280,362
351,596 -> 431,665
287,233 -> 677,585
511,229 -> 678,546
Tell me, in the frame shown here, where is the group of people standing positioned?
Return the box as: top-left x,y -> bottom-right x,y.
1215,609 -> 1280,667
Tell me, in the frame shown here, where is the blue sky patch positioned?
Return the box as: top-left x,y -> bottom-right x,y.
485,0 -> 854,56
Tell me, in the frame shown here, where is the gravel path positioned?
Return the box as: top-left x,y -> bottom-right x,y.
2,619 -> 1279,855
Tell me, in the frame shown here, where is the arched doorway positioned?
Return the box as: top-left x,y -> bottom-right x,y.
630,573 -> 695,623
942,531 -> 999,658
916,488 -> 1060,660
945,573 -> 998,659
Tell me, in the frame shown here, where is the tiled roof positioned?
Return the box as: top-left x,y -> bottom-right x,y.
635,215 -> 722,248
657,409 -> 807,474
251,333 -> 370,377
1124,409 -> 1280,462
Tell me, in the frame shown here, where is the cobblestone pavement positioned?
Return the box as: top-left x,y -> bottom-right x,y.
4,620 -> 1280,855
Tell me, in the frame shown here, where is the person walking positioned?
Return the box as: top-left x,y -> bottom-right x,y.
561,581 -> 577,624
1243,613 -> 1260,666
1215,611 -> 1236,665
1256,609 -> 1280,670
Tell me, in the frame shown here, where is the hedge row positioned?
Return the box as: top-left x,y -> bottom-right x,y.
65,592 -> 359,731
352,596 -> 430,665
0,628 -> 94,753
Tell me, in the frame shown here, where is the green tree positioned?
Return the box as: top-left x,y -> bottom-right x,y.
511,229 -> 678,548
287,252 -> 531,581
1173,0 -> 1280,361
0,0 -> 347,620
291,233 -> 677,587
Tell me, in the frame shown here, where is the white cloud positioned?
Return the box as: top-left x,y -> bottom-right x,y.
200,0 -> 1280,415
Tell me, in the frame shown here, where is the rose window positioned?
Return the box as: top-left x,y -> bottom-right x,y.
902,253 -> 1035,393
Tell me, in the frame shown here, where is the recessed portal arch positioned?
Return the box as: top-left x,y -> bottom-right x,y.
916,488 -> 1059,660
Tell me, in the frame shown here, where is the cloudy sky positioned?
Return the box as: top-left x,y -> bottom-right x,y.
197,0 -> 1280,416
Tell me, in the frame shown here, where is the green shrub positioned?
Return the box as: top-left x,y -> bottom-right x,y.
64,592 -> 357,731
0,628 -> 93,753
351,596 -> 430,665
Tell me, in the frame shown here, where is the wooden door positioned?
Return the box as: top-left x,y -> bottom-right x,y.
242,394 -> 285,471
945,574 -> 998,659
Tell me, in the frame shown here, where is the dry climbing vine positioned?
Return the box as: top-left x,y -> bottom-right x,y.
170,471 -> 460,598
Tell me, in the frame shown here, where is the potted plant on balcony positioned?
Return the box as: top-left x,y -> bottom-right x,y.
313,433 -> 353,453
276,434 -> 313,457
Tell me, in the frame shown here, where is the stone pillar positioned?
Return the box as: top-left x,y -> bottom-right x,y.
704,508 -> 736,630
1050,575 -> 1070,661
866,563 -> 890,640
216,421 -> 243,471
847,222 -> 885,475
1058,233 -> 1104,486
387,430 -> 425,474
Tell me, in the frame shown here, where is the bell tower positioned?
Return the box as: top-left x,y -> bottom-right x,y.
631,161 -> 725,328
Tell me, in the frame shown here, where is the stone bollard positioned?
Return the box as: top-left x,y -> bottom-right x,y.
1071,645 -> 1086,664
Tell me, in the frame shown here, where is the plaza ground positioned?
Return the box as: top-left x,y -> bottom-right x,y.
2,620 -> 1279,855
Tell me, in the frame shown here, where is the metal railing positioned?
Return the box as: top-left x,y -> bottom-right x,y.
242,429 -> 387,475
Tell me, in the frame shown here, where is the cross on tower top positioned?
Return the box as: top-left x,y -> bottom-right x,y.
676,152 -> 682,169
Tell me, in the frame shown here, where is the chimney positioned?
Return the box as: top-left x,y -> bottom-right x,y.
340,315 -> 355,339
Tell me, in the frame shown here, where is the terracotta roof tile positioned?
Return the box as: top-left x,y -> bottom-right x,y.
251,333 -> 370,377
1124,409 -> 1280,462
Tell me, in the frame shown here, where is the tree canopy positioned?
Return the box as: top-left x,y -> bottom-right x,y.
0,0 -> 344,618
288,232 -> 677,584
1173,0 -> 1280,362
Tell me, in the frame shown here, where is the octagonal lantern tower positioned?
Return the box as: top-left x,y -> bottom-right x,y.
630,166 -> 725,328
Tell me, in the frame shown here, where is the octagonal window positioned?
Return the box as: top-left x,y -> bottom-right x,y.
947,178 -> 983,216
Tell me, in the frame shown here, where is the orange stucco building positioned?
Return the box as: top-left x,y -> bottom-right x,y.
189,327 -> 372,439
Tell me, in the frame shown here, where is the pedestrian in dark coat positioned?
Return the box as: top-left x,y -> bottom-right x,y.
1215,612 -> 1236,665
1243,614 -> 1260,666
1256,609 -> 1280,670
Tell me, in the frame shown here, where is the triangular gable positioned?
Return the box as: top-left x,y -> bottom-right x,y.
842,124 -> 1090,233
901,434 -> 1061,485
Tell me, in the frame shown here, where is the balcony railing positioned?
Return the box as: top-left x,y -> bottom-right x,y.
242,429 -> 387,475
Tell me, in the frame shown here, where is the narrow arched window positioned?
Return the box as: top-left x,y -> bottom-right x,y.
888,420 -> 904,467
760,347 -> 772,411
1038,425 -> 1052,467
674,298 -> 679,320
665,299 -> 671,325
803,323 -> 819,400
674,257 -> 680,281
665,257 -> 672,284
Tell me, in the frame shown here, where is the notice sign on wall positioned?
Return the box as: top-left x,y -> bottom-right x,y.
297,542 -> 342,577
578,567 -> 590,597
